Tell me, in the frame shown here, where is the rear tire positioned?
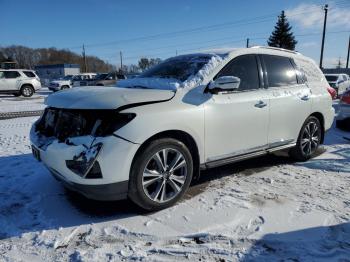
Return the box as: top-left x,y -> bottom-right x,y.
128,138 -> 193,211
20,85 -> 34,97
289,116 -> 322,161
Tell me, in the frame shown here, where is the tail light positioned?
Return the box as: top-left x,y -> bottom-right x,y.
340,91 -> 350,104
327,86 -> 337,100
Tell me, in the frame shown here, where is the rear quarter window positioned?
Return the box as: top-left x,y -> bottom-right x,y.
294,58 -> 324,83
23,71 -> 36,78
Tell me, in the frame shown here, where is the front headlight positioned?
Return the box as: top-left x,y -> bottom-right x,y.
94,113 -> 136,136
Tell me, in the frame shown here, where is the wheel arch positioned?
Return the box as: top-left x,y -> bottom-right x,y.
131,130 -> 201,180
21,83 -> 34,90
310,112 -> 325,144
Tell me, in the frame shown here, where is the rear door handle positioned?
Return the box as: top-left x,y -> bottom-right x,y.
255,100 -> 267,108
300,95 -> 310,101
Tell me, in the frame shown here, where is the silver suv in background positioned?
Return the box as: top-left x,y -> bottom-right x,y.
0,69 -> 41,97
48,75 -> 74,91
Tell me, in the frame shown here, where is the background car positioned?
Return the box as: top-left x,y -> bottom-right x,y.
48,75 -> 74,91
324,73 -> 350,97
72,73 -> 97,87
336,89 -> 350,129
93,72 -> 126,86
0,69 -> 41,97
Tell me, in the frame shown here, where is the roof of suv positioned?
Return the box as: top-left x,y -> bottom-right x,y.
190,46 -> 305,61
0,69 -> 35,72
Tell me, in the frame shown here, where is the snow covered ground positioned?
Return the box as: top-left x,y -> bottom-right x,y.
0,88 -> 50,113
0,114 -> 350,261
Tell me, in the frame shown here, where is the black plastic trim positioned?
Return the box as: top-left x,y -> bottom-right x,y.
116,92 -> 176,112
50,168 -> 129,201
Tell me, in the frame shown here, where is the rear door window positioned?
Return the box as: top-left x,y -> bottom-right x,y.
4,71 -> 20,79
263,55 -> 297,87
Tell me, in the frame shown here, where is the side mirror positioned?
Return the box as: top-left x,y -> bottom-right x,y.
209,76 -> 241,94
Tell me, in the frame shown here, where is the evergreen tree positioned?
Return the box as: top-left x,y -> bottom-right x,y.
268,11 -> 297,50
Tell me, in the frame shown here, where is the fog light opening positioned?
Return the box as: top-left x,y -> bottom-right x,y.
66,142 -> 103,178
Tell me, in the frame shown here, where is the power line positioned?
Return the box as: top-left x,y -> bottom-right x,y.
67,3 -> 337,51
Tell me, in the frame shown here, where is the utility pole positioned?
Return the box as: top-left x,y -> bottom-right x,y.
119,51 -> 123,73
346,35 -> 350,69
246,38 -> 250,48
319,4 -> 328,69
82,44 -> 87,73
176,50 -> 178,56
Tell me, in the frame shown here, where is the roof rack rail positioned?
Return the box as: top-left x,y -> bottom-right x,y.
250,46 -> 300,55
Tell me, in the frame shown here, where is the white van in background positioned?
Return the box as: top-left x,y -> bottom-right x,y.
72,73 -> 97,87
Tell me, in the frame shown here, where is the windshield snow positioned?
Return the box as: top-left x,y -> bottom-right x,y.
117,54 -> 227,90
141,54 -> 213,81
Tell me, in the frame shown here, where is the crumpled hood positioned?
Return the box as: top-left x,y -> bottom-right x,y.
45,86 -> 175,110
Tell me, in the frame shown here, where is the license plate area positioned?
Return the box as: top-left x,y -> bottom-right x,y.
32,145 -> 41,161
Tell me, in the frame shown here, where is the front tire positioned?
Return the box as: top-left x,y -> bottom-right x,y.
289,116 -> 322,161
128,138 -> 193,211
61,85 -> 70,90
20,85 -> 34,97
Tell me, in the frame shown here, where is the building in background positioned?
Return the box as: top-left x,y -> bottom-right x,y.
35,64 -> 80,81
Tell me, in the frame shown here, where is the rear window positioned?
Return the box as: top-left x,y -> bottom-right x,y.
263,55 -> 297,87
23,71 -> 36,78
4,71 -> 20,79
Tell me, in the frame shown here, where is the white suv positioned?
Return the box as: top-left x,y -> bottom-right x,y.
0,69 -> 41,97
30,47 -> 334,210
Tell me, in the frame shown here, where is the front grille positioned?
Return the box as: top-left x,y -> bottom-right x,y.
35,108 -> 126,142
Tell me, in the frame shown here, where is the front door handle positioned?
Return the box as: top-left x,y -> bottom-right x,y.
300,95 -> 310,101
255,100 -> 267,108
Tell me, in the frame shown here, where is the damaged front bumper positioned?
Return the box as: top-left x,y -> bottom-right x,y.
30,122 -> 140,201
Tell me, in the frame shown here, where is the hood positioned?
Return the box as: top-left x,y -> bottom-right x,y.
45,86 -> 175,110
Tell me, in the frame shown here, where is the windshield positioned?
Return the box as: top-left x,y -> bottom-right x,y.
325,75 -> 338,82
62,75 -> 73,80
140,54 -> 214,82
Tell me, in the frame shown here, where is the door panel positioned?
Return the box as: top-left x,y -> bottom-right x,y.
261,54 -> 312,146
205,90 -> 269,161
267,85 -> 311,145
204,54 -> 269,162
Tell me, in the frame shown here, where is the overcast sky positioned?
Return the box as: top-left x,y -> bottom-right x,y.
1,0 -> 350,67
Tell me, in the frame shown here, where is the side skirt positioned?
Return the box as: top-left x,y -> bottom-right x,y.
201,143 -> 296,169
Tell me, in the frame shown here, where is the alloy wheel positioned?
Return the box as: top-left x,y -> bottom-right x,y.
142,148 -> 187,203
22,87 -> 32,97
300,121 -> 320,156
